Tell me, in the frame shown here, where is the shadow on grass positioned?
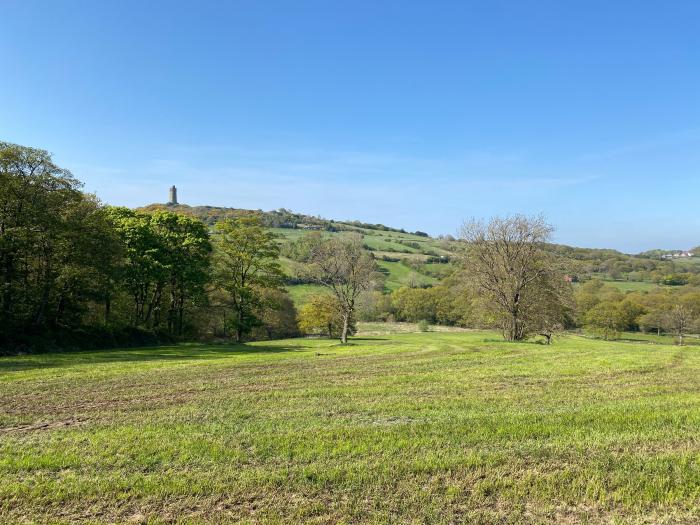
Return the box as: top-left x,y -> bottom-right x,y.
0,342 -> 306,373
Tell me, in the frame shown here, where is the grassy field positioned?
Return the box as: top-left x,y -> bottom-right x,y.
377,260 -> 438,290
274,226 -> 449,302
284,283 -> 329,305
602,280 -> 660,292
3,330 -> 700,524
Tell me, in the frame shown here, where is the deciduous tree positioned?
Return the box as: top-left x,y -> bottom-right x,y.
459,215 -> 569,341
213,216 -> 284,342
306,233 -> 377,343
297,294 -> 349,338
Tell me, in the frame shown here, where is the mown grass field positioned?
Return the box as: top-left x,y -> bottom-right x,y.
3,330 -> 700,523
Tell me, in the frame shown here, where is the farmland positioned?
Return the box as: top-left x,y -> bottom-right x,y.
3,328 -> 700,523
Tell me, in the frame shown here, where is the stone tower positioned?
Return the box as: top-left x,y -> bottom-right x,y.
168,185 -> 178,205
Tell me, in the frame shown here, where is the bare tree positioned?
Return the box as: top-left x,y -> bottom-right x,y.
459,214 -> 568,341
307,233 -> 376,343
663,304 -> 696,346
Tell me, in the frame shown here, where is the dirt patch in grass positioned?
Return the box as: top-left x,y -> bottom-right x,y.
0,417 -> 87,434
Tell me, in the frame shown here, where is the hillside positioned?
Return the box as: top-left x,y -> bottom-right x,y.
139,203 -> 700,306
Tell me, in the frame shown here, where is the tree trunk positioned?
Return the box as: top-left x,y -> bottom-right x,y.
177,294 -> 184,336
1,252 -> 13,323
506,313 -> 520,341
33,266 -> 52,327
145,284 -> 163,328
168,280 -> 177,333
235,307 -> 243,343
341,313 -> 349,344
104,293 -> 111,323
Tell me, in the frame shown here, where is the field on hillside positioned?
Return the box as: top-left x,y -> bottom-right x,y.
3,330 -> 700,523
601,280 -> 660,292
272,226 -> 451,301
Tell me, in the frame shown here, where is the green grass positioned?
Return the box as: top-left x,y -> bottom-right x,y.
377,260 -> 438,290
361,235 -> 420,253
284,283 -> 329,305
615,331 -> 700,346
274,226 -> 448,301
602,280 -> 660,292
4,331 -> 700,523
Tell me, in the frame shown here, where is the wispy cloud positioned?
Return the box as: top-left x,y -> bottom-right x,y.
67,146 -> 600,218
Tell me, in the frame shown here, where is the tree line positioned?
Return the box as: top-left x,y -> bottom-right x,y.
3,141 -> 697,353
297,216 -> 699,345
0,143 -> 262,350
0,142 -> 381,353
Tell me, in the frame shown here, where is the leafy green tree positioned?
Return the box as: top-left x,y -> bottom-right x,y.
584,301 -> 626,340
297,294 -> 349,338
280,230 -> 324,262
660,274 -> 689,286
105,207 -> 168,327
617,299 -> 646,331
0,142 -> 121,347
150,211 -> 211,334
639,310 -> 667,335
105,207 -> 212,334
213,216 -> 284,342
356,290 -> 394,322
392,287 -> 437,323
252,288 -> 299,340
299,293 -> 343,338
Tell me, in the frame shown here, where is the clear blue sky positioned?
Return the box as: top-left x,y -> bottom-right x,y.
3,1 -> 699,252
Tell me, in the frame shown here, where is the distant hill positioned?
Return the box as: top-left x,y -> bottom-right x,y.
139,203 -> 428,236
137,203 -> 700,305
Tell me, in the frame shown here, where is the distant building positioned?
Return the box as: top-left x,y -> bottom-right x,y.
661,251 -> 694,260
168,185 -> 178,205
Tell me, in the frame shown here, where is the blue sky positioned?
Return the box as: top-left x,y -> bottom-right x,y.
2,0 -> 699,253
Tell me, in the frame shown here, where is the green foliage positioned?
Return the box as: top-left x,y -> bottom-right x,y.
280,230 -> 324,263
105,207 -> 212,334
251,288 -> 299,340
356,290 -> 394,322
213,216 -> 285,342
0,142 -> 122,349
297,293 -> 354,338
390,283 -> 475,326
660,274 -> 690,286
584,301 -> 627,339
392,287 -> 438,323
6,139 -> 700,353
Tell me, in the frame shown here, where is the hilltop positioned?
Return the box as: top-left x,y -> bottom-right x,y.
139,203 -> 700,306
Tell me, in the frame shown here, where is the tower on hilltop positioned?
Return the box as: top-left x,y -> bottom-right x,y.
168,185 -> 178,205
